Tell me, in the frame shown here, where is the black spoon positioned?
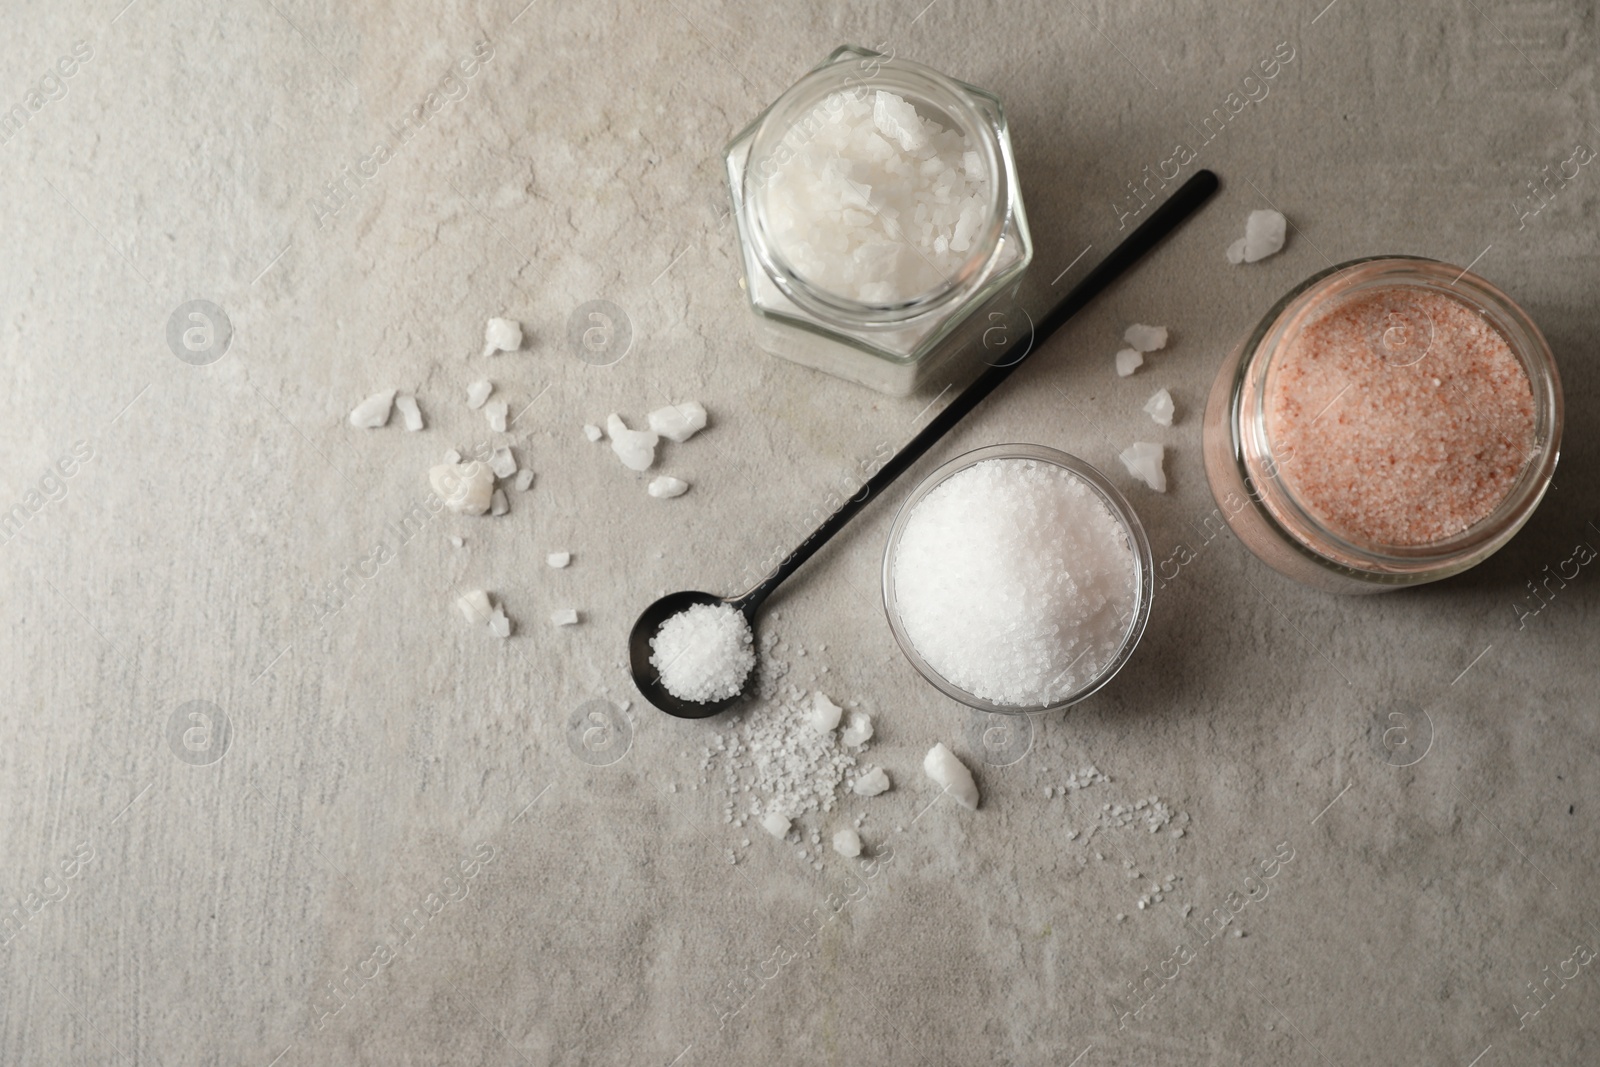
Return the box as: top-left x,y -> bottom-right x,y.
630,169 -> 1221,718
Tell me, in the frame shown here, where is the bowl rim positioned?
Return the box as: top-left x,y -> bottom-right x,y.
880,443 -> 1154,715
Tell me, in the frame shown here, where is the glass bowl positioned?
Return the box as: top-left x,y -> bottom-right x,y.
881,443 -> 1153,714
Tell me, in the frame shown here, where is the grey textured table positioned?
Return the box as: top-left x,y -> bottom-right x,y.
3,1 -> 1597,1064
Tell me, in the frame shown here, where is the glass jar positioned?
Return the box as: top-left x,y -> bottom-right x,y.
1201,256 -> 1563,594
881,444 -> 1153,713
725,45 -> 1033,396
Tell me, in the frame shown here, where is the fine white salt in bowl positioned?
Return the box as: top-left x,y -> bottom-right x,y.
881,444 -> 1153,714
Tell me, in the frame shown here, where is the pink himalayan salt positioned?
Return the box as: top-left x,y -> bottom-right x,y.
1265,286 -> 1534,547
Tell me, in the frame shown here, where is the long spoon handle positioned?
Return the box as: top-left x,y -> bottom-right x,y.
734,169 -> 1221,614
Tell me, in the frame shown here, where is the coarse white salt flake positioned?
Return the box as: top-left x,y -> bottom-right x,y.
761,88 -> 992,304
853,767 -> 891,796
551,608 -> 579,626
583,423 -> 604,442
395,394 -> 424,431
481,317 -> 522,357
485,400 -> 508,433
607,413 -> 657,472
1119,442 -> 1167,493
513,469 -> 534,492
809,692 -> 843,732
488,447 -> 517,478
647,476 -> 689,499
647,401 -> 708,443
1124,324 -> 1168,352
467,380 -> 493,409
832,828 -> 862,858
349,390 -> 395,428
649,602 -> 755,703
1115,348 -> 1144,377
1240,209 -> 1287,263
1226,237 -> 1248,265
1144,388 -> 1175,427
488,605 -> 511,638
923,743 -> 980,810
761,812 -> 791,838
429,460 -> 495,515
546,551 -> 570,568
841,711 -> 873,747
490,488 -> 509,516
456,589 -> 492,625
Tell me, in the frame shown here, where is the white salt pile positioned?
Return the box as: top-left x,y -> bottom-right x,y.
1227,209 -> 1287,264
1119,442 -> 1167,493
649,602 -> 756,703
891,458 -> 1138,706
760,88 -> 992,304
923,743 -> 980,810
349,390 -> 395,428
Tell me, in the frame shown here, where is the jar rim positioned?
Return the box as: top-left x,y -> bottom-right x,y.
741,49 -> 1008,329
1228,256 -> 1563,579
880,443 -> 1154,714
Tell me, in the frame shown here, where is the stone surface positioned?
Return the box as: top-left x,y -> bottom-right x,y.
1,1 -> 1597,1064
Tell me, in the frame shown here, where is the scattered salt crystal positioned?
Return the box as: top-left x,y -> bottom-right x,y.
649,602 -> 755,703
853,767 -> 891,796
546,551 -> 570,568
647,401 -> 708,443
1118,442 -> 1167,493
841,711 -> 873,747
513,469 -> 534,492
395,394 -> 424,431
1116,913 -> 1128,922
488,605 -> 511,638
1115,348 -> 1144,377
488,447 -> 517,478
449,536 -> 463,548
606,413 -> 657,471
349,390 -> 395,428
467,380 -> 493,409
832,828 -> 863,858
456,589 -> 492,625
583,423 -> 604,442
761,812 -> 791,838
891,458 -> 1138,706
1144,388 -> 1175,427
809,692 -> 844,732
481,317 -> 522,357
647,476 -> 689,499
1239,209 -> 1286,263
1226,237 -> 1248,265
550,608 -> 579,626
485,400 -> 508,433
443,449 -> 462,464
923,743 -> 980,810
1124,324 -> 1168,352
490,488 -> 509,516
430,461 -> 495,515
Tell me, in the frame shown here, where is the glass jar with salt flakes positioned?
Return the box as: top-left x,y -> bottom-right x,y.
725,46 -> 1033,396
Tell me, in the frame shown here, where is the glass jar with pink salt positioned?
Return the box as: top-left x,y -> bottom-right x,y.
1202,256 -> 1563,593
